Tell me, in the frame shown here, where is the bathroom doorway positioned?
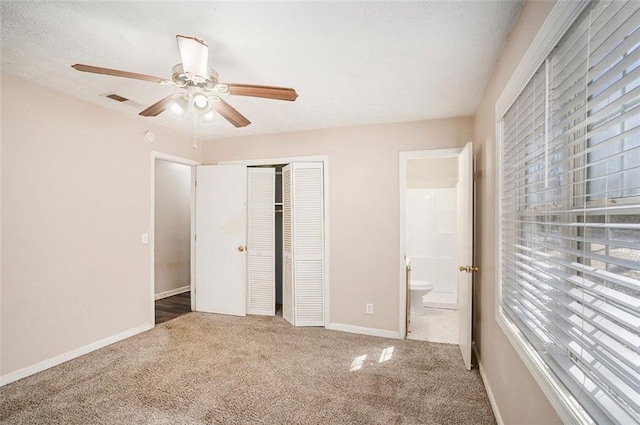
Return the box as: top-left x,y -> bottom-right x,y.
399,143 -> 475,369
405,155 -> 459,343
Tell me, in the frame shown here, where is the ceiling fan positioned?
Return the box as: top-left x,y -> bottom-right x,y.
72,35 -> 298,127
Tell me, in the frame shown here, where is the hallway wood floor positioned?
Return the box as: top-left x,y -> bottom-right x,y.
155,291 -> 191,325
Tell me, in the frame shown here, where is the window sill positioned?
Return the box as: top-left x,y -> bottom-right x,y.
495,307 -> 595,425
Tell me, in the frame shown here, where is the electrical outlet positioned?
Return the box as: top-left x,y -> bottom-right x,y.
366,303 -> 374,315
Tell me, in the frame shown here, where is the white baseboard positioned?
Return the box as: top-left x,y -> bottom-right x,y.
474,345 -> 504,425
0,322 -> 153,387
154,285 -> 190,300
327,322 -> 401,339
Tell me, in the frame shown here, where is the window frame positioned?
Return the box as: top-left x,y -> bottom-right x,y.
494,1 -> 597,424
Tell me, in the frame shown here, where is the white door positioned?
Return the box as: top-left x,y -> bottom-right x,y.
282,165 -> 294,325
195,164 -> 247,316
457,142 -> 474,370
247,168 -> 275,316
283,162 -> 325,327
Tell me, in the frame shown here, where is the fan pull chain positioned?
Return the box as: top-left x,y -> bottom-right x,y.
193,113 -> 197,150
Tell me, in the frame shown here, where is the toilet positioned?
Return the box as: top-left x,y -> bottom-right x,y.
409,280 -> 433,315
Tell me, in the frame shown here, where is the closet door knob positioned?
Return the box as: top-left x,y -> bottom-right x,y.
238,245 -> 245,252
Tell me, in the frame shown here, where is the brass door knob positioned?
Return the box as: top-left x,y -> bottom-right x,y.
238,245 -> 245,252
459,265 -> 479,273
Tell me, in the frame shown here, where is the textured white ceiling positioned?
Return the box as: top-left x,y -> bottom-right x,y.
1,1 -> 522,140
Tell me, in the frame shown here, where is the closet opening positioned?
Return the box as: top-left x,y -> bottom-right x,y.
198,155 -> 329,328
274,166 -> 284,316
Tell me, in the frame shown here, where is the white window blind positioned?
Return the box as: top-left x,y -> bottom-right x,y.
499,1 -> 639,424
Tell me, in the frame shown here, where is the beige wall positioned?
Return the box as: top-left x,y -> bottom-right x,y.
202,118 -> 472,331
0,6 -> 568,424
0,73 -> 199,376
473,1 -> 562,424
154,160 -> 191,296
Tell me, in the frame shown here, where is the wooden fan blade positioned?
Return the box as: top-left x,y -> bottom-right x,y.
139,95 -> 178,117
72,64 -> 169,84
211,98 -> 251,127
227,84 -> 298,101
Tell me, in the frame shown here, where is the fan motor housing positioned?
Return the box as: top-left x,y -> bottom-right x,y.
172,63 -> 219,88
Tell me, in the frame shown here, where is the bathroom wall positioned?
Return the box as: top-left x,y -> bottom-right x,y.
407,157 -> 458,188
406,188 -> 458,306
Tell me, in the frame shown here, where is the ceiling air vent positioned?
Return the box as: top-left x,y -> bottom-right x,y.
106,93 -> 129,102
100,93 -> 144,109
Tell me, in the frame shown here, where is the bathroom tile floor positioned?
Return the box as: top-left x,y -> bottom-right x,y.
407,307 -> 458,344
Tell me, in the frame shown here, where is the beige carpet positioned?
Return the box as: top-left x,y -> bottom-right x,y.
0,313 -> 495,424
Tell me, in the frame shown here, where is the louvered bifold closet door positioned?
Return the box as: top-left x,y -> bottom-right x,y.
282,162 -> 325,327
282,165 -> 294,325
291,162 -> 325,326
247,168 -> 276,316
500,1 -> 640,423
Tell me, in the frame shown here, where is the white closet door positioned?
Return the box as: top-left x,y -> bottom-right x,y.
282,165 -> 295,325
195,164 -> 247,316
247,168 -> 275,316
292,162 -> 325,326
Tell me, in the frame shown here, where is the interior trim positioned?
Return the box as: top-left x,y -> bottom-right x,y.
326,322 -> 400,340
474,345 -> 504,425
0,323 -> 153,387
150,151 -> 201,323
494,0 -> 589,119
218,155 -> 331,327
154,285 -> 190,300
493,2 -> 595,424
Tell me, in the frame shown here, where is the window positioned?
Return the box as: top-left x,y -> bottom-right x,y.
498,1 -> 639,424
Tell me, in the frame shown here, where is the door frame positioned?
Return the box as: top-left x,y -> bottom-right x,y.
398,147 -> 466,339
150,151 -> 201,325
219,155 -> 330,327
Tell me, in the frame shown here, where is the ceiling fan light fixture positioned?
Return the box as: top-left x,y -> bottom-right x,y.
72,34 -> 296,129
169,95 -> 188,116
193,93 -> 208,109
192,93 -> 212,115
202,110 -> 216,122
